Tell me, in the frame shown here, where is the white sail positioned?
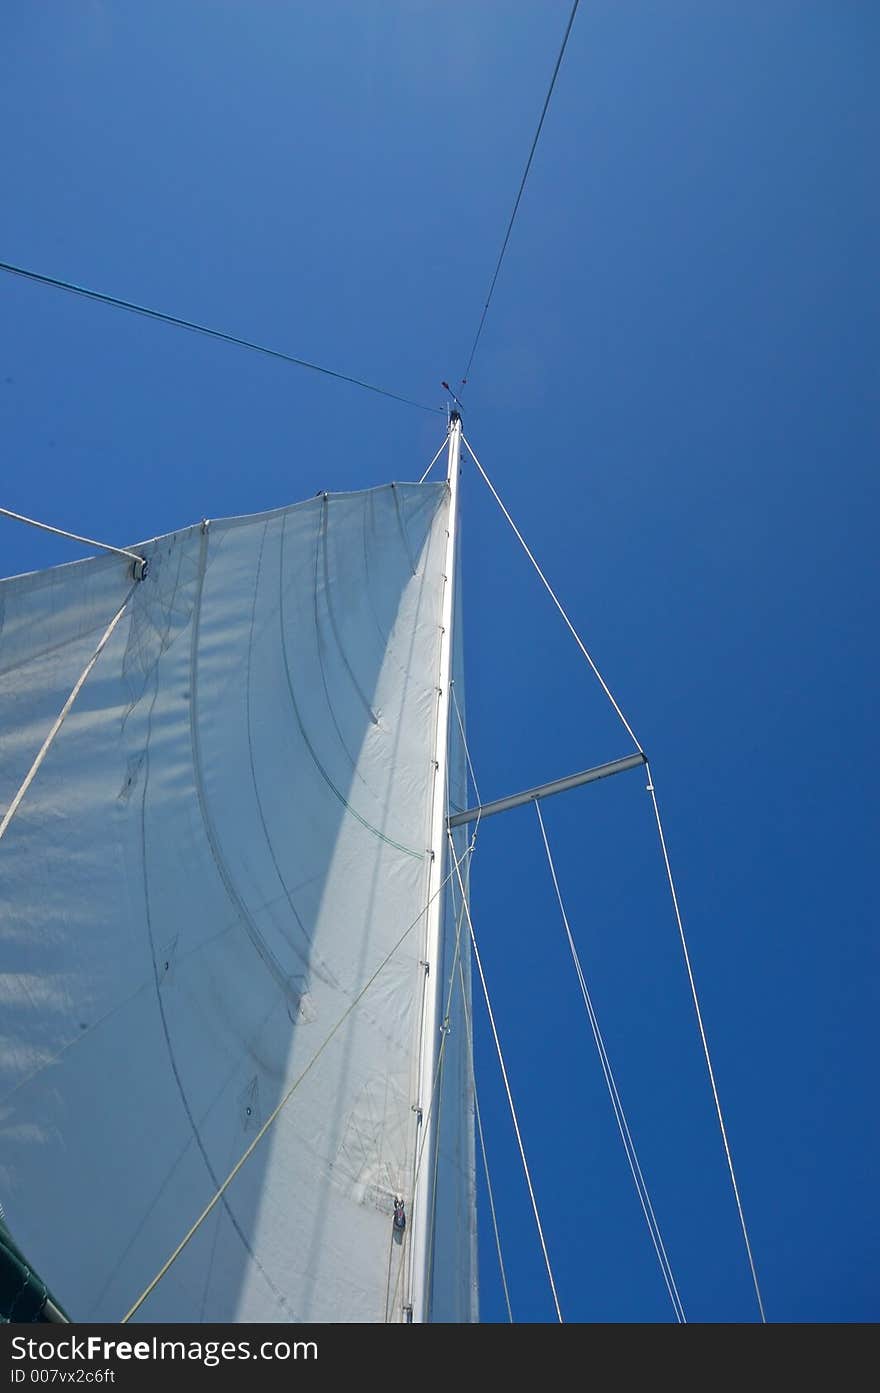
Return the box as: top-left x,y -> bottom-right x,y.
0,481 -> 476,1322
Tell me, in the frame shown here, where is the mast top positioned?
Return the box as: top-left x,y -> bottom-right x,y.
441,381 -> 464,420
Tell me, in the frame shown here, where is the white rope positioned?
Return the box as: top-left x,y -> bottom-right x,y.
0,594 -> 134,848
0,505 -> 144,564
450,680 -> 482,841
456,925 -> 513,1321
461,435 -> 642,754
534,800 -> 686,1322
645,763 -> 767,1322
448,828 -> 563,1322
419,433 -> 450,484
122,844 -> 471,1324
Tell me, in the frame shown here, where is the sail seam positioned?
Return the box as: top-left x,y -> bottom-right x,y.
120,844 -> 473,1323
137,559 -> 293,1319
0,589 -> 134,848
244,520 -> 333,972
188,525 -> 302,998
319,494 -> 381,726
279,510 -> 425,860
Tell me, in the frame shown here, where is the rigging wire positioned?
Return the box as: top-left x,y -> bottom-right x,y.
534,800 -> 686,1322
462,430 -> 766,1322
460,0 -> 582,387
448,827 -> 564,1323
645,766 -> 767,1323
421,864 -> 469,1317
419,432 -> 451,484
0,591 -> 135,850
463,433 -> 642,753
451,681 -> 482,829
448,683 -> 512,1319
0,506 -> 145,565
386,834 -> 475,1321
456,913 -> 514,1322
0,260 -> 442,416
120,842 -> 473,1324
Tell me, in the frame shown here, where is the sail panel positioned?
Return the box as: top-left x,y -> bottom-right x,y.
0,481 -> 474,1322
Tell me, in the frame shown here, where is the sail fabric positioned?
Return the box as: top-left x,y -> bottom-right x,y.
0,482 -> 476,1323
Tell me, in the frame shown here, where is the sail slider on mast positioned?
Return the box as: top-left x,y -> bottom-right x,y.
447,752 -> 647,829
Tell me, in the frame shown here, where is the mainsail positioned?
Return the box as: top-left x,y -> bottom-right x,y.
0,479 -> 476,1322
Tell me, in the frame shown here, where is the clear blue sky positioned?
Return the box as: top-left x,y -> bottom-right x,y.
1,2 -> 876,1323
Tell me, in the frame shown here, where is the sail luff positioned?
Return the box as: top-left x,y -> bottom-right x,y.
407,413 -> 463,1322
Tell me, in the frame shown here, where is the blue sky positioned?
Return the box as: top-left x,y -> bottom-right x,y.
1,1 -> 877,1322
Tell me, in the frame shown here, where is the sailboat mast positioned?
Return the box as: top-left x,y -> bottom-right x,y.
408,408 -> 462,1322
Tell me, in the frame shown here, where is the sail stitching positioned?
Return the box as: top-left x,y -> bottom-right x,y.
138,553 -> 294,1319
244,519 -> 336,981
279,510 -> 424,859
318,494 -> 381,727
119,843 -> 473,1322
0,589 -> 134,848
188,525 -> 302,997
